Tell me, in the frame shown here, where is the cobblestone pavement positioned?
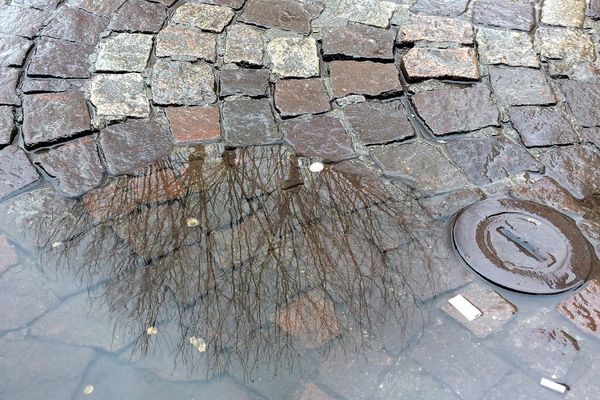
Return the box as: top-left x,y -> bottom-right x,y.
1,0 -> 600,399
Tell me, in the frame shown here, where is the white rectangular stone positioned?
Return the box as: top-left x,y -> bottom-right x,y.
448,294 -> 482,321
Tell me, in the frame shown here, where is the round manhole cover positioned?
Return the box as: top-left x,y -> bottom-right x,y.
453,198 -> 594,294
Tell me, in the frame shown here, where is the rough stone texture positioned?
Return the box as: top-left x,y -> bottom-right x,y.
171,3 -> 235,33
344,101 -> 415,145
0,35 -> 32,66
21,78 -> 81,94
95,33 -> 153,72
0,235 -> 17,273
322,24 -> 395,60
40,5 -> 108,45
397,15 -> 474,44
99,118 -> 173,175
476,28 -> 538,67
422,189 -> 485,219
446,135 -> 541,185
223,24 -> 264,66
267,37 -> 320,78
240,0 -> 322,33
283,115 -> 354,162
166,106 -> 221,144
410,0 -> 470,17
559,80 -> 600,127
371,141 -> 468,193
472,0 -> 535,31
90,73 -> 150,122
28,37 -> 93,78
275,78 -> 330,117
540,144 -> 600,198
0,145 -> 40,199
441,284 -> 517,338
330,61 -> 402,97
67,0 -> 126,17
152,60 -> 216,105
22,91 -> 91,148
510,176 -> 585,215
222,98 -> 280,146
0,68 -> 20,105
541,0 -> 586,28
509,106 -> 578,147
590,0 -> 600,18
108,0 -> 167,33
157,25 -> 216,62
537,27 -> 596,63
565,360 -> 600,400
583,127 -> 600,145
219,68 -> 270,97
0,5 -> 50,38
412,86 -> 499,135
483,373 -> 567,400
0,106 -> 14,146
335,0 -> 397,28
402,47 -> 479,81
558,280 -> 600,339
32,137 -> 104,197
489,66 -> 556,106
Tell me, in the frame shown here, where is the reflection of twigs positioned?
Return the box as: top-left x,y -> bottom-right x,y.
34,145 -> 436,379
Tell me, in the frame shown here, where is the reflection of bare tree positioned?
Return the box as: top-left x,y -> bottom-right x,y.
35,144 -> 436,379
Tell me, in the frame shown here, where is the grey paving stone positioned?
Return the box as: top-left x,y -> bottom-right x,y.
219,68 -> 270,98
335,0 -> 397,28
171,2 -> 235,33
410,0 -> 470,17
267,37 -> 320,78
239,0 -> 322,33
156,25 -> 217,62
222,98 -> 281,146
343,100 -> 415,145
540,144 -> 600,199
473,0 -> 535,31
536,27 -> 596,63
99,118 -> 173,175
422,188 -> 485,220
541,0 -> 586,28
283,114 -> 354,162
108,0 -> 167,33
28,37 -> 94,78
559,80 -> 600,128
151,59 -> 216,105
40,5 -> 109,45
91,73 -> 150,122
398,15 -> 474,44
402,47 -> 479,81
22,91 -> 91,148
0,67 -> 21,105
482,373 -> 565,400
322,23 -> 395,60
371,141 -> 469,193
476,28 -> 538,67
446,135 -> 542,185
0,105 -> 14,146
0,34 -> 32,67
21,78 -> 81,93
95,33 -> 153,72
411,86 -> 499,135
0,4 -> 50,38
223,24 -> 264,66
509,106 -> 578,147
67,0 -> 126,17
590,0 -> 600,18
489,66 -> 556,106
557,280 -> 600,340
32,137 -> 105,197
0,145 -> 40,199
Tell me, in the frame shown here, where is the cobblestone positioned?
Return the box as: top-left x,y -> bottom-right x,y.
410,0 -> 469,17
330,61 -> 402,97
540,144 -> 600,198
536,27 -> 596,63
267,37 -> 320,78
343,100 -> 415,145
541,0 -> 586,28
224,24 -> 264,66
156,25 -> 217,62
171,3 -> 234,33
95,33 -> 153,72
91,73 -> 150,122
151,60 -> 216,105
219,68 -> 270,98
166,106 -> 221,144
28,37 -> 93,78
108,0 -> 167,33
402,47 -> 479,81
40,5 -> 108,45
240,0 -> 322,33
397,15 -> 474,45
509,106 -> 579,147
559,80 -> 600,127
0,106 -> 15,147
472,0 -> 535,31
275,78 -> 330,117
0,35 -> 31,67
476,28 -> 538,67
222,98 -> 280,145
0,68 -> 20,106
489,66 -> 556,106
0,145 -> 40,199
322,24 -> 395,60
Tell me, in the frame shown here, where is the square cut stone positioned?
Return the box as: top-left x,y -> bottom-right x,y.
0,68 -> 20,106
558,280 -> 600,339
239,0 -> 323,33
329,61 -> 402,98
344,101 -> 415,145
509,106 -> 578,147
476,28 -> 538,67
171,3 -> 234,33
28,37 -> 93,78
473,0 -> 535,31
559,80 -> 600,127
540,144 -> 600,199
541,0 -> 586,28
219,68 -> 270,98
91,73 -> 150,123
410,0 -> 470,17
221,98 -> 280,145
489,66 -> 556,106
156,25 -> 216,62
402,47 -> 479,81
40,5 -> 108,45
0,145 -> 40,199
0,35 -> 32,66
536,27 -> 596,63
275,78 -> 330,117
0,5 -> 50,38
108,0 -> 167,33
166,106 -> 221,144
223,24 -> 264,66
151,60 -> 216,105
322,24 -> 395,60
22,91 -> 91,148
0,106 -> 15,146
441,284 -> 517,338
334,0 -> 396,28
411,86 -> 499,135
267,37 -> 320,78
95,33 -> 153,72
397,15 -> 474,45
67,0 -> 127,17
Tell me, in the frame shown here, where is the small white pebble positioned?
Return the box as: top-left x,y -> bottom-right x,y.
186,217 -> 199,227
146,326 -> 158,335
309,162 -> 324,172
83,385 -> 94,395
51,242 -> 63,248
189,336 -> 207,353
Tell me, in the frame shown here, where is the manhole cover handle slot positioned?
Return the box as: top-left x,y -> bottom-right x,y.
496,225 -> 549,263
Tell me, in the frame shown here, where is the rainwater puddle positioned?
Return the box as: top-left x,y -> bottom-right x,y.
1,144 -> 600,400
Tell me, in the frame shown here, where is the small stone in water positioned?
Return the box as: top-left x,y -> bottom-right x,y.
146,326 -> 158,335
189,336 -> 207,352
309,162 -> 324,172
186,217 -> 199,227
51,241 -> 63,248
83,385 -> 94,395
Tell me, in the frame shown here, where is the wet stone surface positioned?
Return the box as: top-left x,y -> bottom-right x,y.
0,106 -> 15,146
90,73 -> 150,123
558,280 -> 600,339
322,24 -> 395,60
509,106 -> 579,147
489,66 -> 556,106
275,78 -> 330,117
156,25 -> 217,62
330,61 -> 402,98
472,0 -> 535,31
240,0 -> 322,33
343,100 -> 415,145
151,60 -> 216,105
222,98 -> 280,145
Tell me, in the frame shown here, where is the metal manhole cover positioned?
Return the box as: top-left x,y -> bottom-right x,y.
453,198 -> 594,294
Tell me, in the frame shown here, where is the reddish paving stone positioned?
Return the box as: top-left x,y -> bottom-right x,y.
509,106 -> 578,147
411,86 -> 499,135
283,114 -> 355,162
109,0 -> 167,33
0,35 -> 32,67
202,0 -> 246,8
166,106 -> 221,144
277,290 -> 341,348
422,188 -> 485,219
590,0 -> 600,18
402,47 -> 479,81
22,91 -> 91,148
68,0 -> 126,17
510,176 -> 584,215
22,78 -> 81,94
397,15 -> 474,44
99,118 -> 173,175
559,80 -> 600,127
219,68 -> 270,97
240,0 -> 323,33
489,66 -> 556,106
275,78 -> 330,117
0,145 -> 40,200
222,98 -> 280,145
28,37 -> 94,78
0,106 -> 14,147
329,61 -> 402,98
12,0 -> 60,8
156,25 -> 217,62
322,24 -> 395,60
0,5 -> 50,38
0,68 -> 20,106
410,0 -> 470,17
32,137 -> 104,197
558,280 -> 600,339
583,127 -> 600,145
0,235 -> 17,273
344,101 -> 415,145
40,5 -> 109,45
540,144 -> 600,198
472,0 -> 536,31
